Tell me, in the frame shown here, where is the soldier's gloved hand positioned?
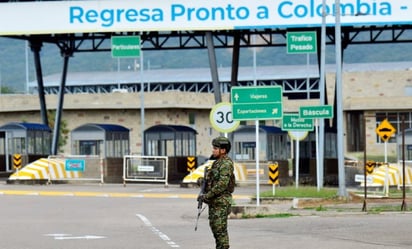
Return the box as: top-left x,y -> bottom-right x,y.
197,194 -> 205,202
197,177 -> 204,186
197,194 -> 209,204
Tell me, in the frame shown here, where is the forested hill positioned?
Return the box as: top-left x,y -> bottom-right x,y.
1,36 -> 412,93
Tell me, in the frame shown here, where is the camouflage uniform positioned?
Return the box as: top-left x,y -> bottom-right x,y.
204,155 -> 235,249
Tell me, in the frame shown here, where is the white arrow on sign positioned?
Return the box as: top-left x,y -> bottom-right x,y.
234,93 -> 240,101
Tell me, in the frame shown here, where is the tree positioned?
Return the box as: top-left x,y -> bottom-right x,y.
0,86 -> 15,94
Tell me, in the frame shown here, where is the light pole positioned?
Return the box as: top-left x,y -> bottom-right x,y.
140,39 -> 145,155
335,0 -> 347,196
0,65 -> 2,94
317,0 -> 327,191
25,40 -> 29,94
252,34 -> 261,206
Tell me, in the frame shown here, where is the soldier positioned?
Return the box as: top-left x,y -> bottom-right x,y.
198,136 -> 235,249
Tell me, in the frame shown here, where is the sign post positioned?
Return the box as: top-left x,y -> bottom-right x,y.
282,114 -> 312,189
111,35 -> 144,151
287,131 -> 309,189
375,118 -> 396,196
231,86 -> 283,206
299,105 -> 333,190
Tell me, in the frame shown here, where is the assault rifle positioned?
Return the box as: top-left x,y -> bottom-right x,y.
194,166 -> 208,231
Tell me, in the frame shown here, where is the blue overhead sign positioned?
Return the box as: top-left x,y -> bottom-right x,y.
0,1 -> 411,35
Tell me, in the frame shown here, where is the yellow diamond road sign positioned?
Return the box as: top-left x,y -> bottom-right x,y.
376,119 -> 396,142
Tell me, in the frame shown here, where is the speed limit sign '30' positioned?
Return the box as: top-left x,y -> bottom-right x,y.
210,102 -> 240,133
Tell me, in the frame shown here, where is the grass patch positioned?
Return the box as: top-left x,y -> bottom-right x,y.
243,213 -> 295,219
257,213 -> 295,218
366,205 -> 412,213
315,205 -> 328,211
260,186 -> 338,199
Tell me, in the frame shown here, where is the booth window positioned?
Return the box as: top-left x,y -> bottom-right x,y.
71,123 -> 130,158
144,125 -> 197,157
0,132 -> 4,155
0,122 -> 51,160
9,137 -> 25,154
78,140 -> 100,155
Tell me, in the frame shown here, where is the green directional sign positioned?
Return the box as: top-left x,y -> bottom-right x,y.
287,31 -> 317,54
232,103 -> 282,120
299,105 -> 333,119
111,36 -> 141,58
231,86 -> 282,104
282,114 -> 313,131
231,86 -> 283,120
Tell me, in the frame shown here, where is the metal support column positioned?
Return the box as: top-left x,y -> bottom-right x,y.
230,31 -> 241,92
206,31 -> 221,104
335,0 -> 347,197
29,40 -> 48,127
51,50 -> 71,155
317,0 -> 327,189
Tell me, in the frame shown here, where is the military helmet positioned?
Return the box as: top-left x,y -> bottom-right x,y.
212,136 -> 231,153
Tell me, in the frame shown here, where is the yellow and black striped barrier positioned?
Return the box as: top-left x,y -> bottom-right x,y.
13,154 -> 22,170
187,156 -> 196,172
268,162 -> 279,185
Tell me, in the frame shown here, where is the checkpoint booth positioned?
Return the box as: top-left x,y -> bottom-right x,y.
144,124 -> 197,183
232,125 -> 290,185
71,123 -> 130,183
0,122 -> 51,173
296,126 -> 338,185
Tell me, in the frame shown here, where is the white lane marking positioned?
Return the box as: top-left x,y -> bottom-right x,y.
54,235 -> 106,240
44,234 -> 106,240
136,214 -> 180,248
44,233 -> 72,237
